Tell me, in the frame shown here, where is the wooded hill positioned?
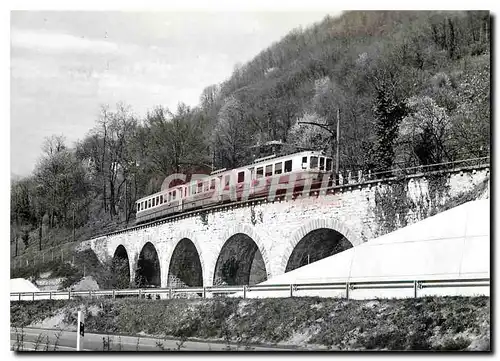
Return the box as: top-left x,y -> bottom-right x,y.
11,11 -> 490,255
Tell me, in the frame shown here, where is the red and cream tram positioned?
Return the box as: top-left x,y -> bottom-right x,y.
135,150 -> 334,224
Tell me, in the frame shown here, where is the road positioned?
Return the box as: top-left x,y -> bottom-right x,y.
10,327 -> 298,351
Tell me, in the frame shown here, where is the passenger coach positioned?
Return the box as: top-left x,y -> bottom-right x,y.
135,150 -> 334,224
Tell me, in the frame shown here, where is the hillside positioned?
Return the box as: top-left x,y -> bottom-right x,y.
11,296 -> 490,350
11,11 -> 490,263
208,11 -> 490,170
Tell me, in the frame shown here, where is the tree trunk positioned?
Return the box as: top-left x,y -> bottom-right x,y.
102,172 -> 107,212
38,220 -> 42,251
109,178 -> 116,216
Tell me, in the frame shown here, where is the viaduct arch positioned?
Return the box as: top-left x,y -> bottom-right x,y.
83,167 -> 488,289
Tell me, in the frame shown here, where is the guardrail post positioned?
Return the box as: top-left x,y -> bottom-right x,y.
413,280 -> 418,298
139,289 -> 142,299
112,290 -> 115,299
19,293 -> 21,301
32,292 -> 35,301
69,290 -> 71,300
203,287 -> 206,299
89,290 -> 92,299
243,285 -> 247,299
290,284 -> 294,298
345,283 -> 350,300
49,292 -> 52,300
169,287 -> 172,300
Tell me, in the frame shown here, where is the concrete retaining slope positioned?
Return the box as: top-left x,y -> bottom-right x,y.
245,199 -> 490,299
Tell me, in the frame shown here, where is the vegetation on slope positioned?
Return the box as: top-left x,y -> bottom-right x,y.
11,296 -> 490,350
11,249 -> 129,291
11,11 -> 490,259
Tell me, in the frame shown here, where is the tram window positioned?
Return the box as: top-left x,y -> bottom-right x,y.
326,158 -> 333,171
302,156 -> 308,169
211,179 -> 216,189
284,160 -> 292,173
275,162 -> 282,175
152,198 -> 156,207
238,171 -> 245,183
156,196 -> 159,205
148,199 -> 151,208
141,202 -> 144,211
265,164 -> 273,177
319,157 -> 325,171
198,182 -> 203,192
172,190 -> 176,199
137,203 -> 140,212
224,175 -> 230,187
160,195 -> 163,204
310,156 -> 318,169
256,167 -> 263,178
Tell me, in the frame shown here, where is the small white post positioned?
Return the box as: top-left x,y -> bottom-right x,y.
77,311 -> 84,351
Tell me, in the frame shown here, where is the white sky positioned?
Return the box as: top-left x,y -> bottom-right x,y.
10,11 -> 342,177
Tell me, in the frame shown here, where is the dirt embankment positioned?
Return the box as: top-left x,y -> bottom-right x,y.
10,296 -> 490,351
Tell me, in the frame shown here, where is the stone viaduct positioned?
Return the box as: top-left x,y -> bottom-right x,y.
78,165 -> 489,289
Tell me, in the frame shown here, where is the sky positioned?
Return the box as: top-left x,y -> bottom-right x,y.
10,11 -> 341,177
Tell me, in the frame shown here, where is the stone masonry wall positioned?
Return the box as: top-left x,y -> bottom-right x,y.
78,167 -> 489,288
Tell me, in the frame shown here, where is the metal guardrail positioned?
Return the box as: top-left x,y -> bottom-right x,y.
10,278 -> 490,302
361,156 -> 490,180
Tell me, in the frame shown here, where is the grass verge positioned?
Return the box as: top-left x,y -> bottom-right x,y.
11,296 -> 490,351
